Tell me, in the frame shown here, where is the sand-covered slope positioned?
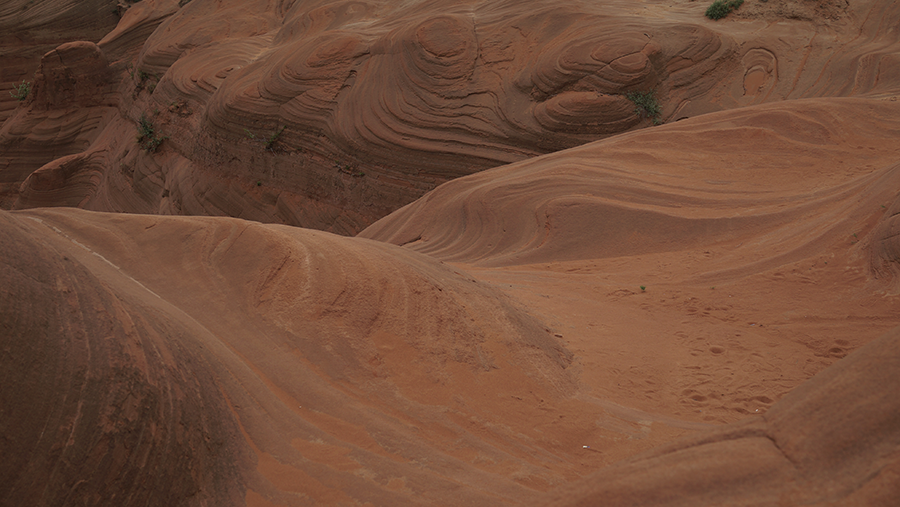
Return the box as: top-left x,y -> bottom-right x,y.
2,0 -> 899,232
3,88 -> 899,507
542,324 -> 900,506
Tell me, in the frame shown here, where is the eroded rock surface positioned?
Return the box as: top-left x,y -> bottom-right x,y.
3,0 -> 898,232
2,1 -> 900,506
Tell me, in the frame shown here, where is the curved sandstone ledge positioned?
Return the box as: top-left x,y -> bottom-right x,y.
360,97 -> 900,275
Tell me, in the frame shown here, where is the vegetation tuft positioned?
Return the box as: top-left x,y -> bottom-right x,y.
265,126 -> 285,150
131,67 -> 159,94
242,126 -> 286,151
136,114 -> 168,153
336,162 -> 365,177
626,90 -> 662,124
706,0 -> 744,20
10,80 -> 31,101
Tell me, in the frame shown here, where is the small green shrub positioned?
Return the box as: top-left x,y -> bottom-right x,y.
265,126 -> 285,150
136,114 -> 168,153
134,69 -> 159,94
706,0 -> 744,20
9,80 -> 30,101
626,90 -> 662,123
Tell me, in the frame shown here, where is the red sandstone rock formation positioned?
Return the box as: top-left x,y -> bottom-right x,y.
3,0 -> 898,232
2,1 -> 900,506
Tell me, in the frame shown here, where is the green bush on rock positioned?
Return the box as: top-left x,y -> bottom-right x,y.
706,0 -> 744,20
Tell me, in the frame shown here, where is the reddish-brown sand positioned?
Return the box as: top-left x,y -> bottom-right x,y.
2,0 -> 900,505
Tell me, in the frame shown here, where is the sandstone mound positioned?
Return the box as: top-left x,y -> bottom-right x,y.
361,97 -> 900,275
0,208 -> 246,506
5,200 -> 898,506
359,93 -> 900,434
1,207 -> 628,506
0,0 -> 122,122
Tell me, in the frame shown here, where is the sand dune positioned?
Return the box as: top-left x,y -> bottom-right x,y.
2,0 -> 900,505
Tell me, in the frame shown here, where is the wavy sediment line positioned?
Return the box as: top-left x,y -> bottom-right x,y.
361,97 -> 900,275
4,0 -> 900,233
97,1 -> 737,230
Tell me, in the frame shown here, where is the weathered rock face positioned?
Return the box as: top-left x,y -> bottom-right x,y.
120,1 -> 738,233
0,209 -> 249,506
869,187 -> 900,290
30,41 -> 113,110
0,0 -> 170,210
0,0 -> 122,122
0,39 -> 120,209
4,0 -> 898,233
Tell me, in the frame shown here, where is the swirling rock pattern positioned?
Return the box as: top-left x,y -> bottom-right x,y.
5,0 -> 740,232
3,0 -> 898,232
0,40 -> 119,209
0,0 -> 121,122
2,1 -> 900,506
361,97 -> 900,272
3,1 -> 900,232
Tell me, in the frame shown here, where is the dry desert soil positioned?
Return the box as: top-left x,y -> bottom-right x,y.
1,0 -> 900,505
